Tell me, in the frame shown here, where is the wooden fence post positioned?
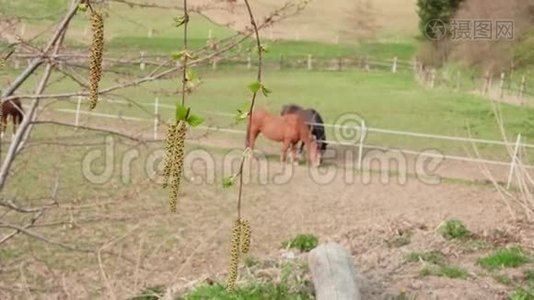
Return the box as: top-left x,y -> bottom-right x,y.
153,97 -> 159,140
247,54 -> 251,70
506,133 -> 522,189
337,57 -> 342,71
140,51 -> 145,70
212,58 -> 217,70
430,69 -> 436,88
499,72 -> 505,99
307,54 -> 312,70
392,56 -> 397,73
357,120 -> 366,170
519,75 -> 526,102
279,54 -> 284,70
20,22 -> 25,37
74,96 -> 82,130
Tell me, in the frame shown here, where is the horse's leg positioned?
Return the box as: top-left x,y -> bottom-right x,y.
290,143 -> 298,165
0,115 -> 6,140
247,128 -> 260,159
12,115 -> 17,140
298,141 -> 305,161
281,141 -> 290,164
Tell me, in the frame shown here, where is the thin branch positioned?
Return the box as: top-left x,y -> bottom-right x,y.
2,0 -> 308,103
0,198 -> 57,213
0,221 -> 94,252
1,1 -> 81,98
236,0 -> 263,220
0,0 -> 80,190
30,121 -> 145,143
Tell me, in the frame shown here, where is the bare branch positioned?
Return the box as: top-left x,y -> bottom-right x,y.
30,121 -> 146,143
0,1 -> 81,190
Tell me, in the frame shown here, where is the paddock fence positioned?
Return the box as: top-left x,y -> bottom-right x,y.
7,49 -> 532,105
41,96 -> 534,187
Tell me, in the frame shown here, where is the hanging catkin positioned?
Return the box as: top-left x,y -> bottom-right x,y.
240,218 -> 251,254
163,120 -> 187,212
88,9 -> 104,110
226,218 -> 242,291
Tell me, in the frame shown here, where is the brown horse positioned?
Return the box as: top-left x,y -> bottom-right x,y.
246,108 -> 320,166
1,97 -> 24,140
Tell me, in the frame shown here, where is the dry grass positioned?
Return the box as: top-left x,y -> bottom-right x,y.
190,0 -> 419,43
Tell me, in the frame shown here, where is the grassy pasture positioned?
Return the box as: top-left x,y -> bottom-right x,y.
3,63 -> 534,163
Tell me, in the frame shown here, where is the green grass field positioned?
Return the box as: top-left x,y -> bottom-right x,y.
1,0 -> 532,163
3,62 -> 533,162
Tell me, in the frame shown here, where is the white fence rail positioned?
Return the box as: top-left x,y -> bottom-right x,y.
51,97 -> 534,188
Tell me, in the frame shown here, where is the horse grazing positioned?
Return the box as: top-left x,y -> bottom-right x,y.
280,104 -> 327,162
247,108 -> 320,166
1,97 -> 24,140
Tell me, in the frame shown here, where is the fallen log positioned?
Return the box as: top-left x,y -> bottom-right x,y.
308,242 -> 361,300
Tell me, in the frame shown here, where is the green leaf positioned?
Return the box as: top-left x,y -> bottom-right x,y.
247,81 -> 262,94
77,3 -> 88,13
234,102 -> 250,122
173,16 -> 186,27
259,44 -> 269,53
186,114 -> 204,127
176,105 -> 189,121
171,51 -> 185,61
186,68 -> 196,81
223,176 -> 234,188
261,85 -> 272,97
235,110 -> 248,122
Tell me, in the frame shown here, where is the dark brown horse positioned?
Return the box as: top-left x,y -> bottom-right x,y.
1,97 -> 24,140
247,108 -> 319,166
281,104 -> 327,163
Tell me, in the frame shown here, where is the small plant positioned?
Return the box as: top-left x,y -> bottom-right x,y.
509,287 -> 534,300
180,280 -> 313,300
406,250 -> 446,265
460,238 -> 490,251
386,231 -> 412,248
394,288 -> 416,300
439,219 -> 471,240
282,234 -> 319,252
478,247 -> 531,270
493,273 -> 514,286
525,270 -> 534,284
407,250 -> 469,279
420,264 -> 469,279
243,255 -> 260,268
130,285 -> 165,300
